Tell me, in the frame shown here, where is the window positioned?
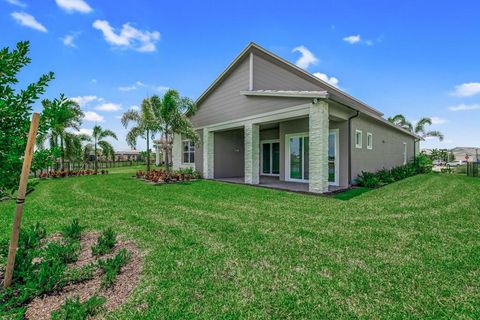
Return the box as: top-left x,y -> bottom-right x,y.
355,130 -> 363,149
367,132 -> 373,150
403,142 -> 407,165
182,140 -> 195,163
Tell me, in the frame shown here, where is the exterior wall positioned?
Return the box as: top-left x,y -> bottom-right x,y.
329,120 -> 349,187
173,134 -> 195,170
213,129 -> 244,178
350,114 -> 416,181
260,128 -> 279,140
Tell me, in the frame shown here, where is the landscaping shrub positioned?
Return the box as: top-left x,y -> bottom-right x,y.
97,249 -> 131,288
44,241 -> 81,264
51,295 -> 106,320
136,167 -> 202,183
376,168 -> 395,184
356,160 -> 425,188
415,154 -> 433,173
356,171 -> 380,188
92,228 -> 116,256
62,264 -> 95,285
62,218 -> 83,241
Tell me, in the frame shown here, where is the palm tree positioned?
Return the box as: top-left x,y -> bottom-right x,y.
121,99 -> 159,172
90,125 -> 117,170
150,90 -> 198,168
387,114 -> 444,141
38,94 -> 84,170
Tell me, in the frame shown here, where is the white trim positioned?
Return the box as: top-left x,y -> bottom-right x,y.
285,132 -> 309,182
249,52 -> 253,91
240,90 -> 329,99
195,103 -> 311,132
355,129 -> 363,149
403,142 -> 407,165
366,132 -> 373,150
260,140 -> 280,176
328,129 -> 340,186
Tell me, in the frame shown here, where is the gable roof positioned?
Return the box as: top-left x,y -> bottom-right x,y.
195,42 -> 421,139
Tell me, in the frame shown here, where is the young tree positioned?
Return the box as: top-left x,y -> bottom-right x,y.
151,90 -> 198,168
388,115 -> 444,141
90,125 -> 117,170
121,100 -> 159,172
0,41 -> 54,198
38,94 -> 84,170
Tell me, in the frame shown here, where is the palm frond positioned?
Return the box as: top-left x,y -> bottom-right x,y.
414,117 -> 432,135
424,130 -> 444,141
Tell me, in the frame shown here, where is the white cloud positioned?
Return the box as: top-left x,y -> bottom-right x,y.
95,103 -> 122,112
430,116 -> 447,125
450,82 -> 480,97
61,33 -> 77,47
118,85 -> 137,91
448,104 -> 480,112
156,86 -> 169,92
84,111 -> 104,122
78,128 -> 93,136
343,34 -> 361,44
292,46 -> 319,69
130,105 -> 139,111
92,20 -> 160,52
5,0 -> 26,7
11,12 -> 47,32
90,78 -> 97,83
313,72 -> 340,88
71,95 -> 98,107
55,0 -> 92,13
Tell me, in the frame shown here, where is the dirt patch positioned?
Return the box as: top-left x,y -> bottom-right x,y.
25,232 -> 142,319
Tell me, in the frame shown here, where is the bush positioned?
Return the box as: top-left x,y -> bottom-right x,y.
62,218 -> 83,241
97,249 -> 131,288
62,264 -> 95,285
356,171 -> 380,188
51,295 -> 106,320
44,241 -> 80,264
415,154 -> 433,173
376,168 -> 394,184
91,228 -> 116,256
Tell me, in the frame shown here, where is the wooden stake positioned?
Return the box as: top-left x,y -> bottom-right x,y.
3,113 -> 40,288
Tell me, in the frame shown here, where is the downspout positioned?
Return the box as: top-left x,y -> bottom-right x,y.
348,110 -> 360,186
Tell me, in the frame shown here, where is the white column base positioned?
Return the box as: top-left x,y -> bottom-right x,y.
309,101 -> 329,193
244,122 -> 260,184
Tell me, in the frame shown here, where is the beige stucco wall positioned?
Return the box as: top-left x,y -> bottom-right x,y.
350,114 -> 416,181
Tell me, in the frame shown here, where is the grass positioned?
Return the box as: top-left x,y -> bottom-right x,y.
333,187 -> 372,200
1,168 -> 479,318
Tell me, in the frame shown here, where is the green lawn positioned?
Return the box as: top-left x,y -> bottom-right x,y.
1,169 -> 479,318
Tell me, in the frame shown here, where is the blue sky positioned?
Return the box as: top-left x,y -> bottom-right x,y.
2,0 -> 479,150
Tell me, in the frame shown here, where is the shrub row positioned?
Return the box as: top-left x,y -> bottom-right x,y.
39,169 -> 109,179
356,155 -> 432,188
136,167 -> 201,183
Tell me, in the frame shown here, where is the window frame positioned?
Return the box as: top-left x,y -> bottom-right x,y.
403,142 -> 407,165
366,132 -> 373,150
355,130 -> 363,149
182,140 -> 195,164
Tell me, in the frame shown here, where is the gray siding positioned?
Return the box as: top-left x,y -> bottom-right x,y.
253,54 -> 321,91
214,129 -> 244,178
350,115 -> 416,181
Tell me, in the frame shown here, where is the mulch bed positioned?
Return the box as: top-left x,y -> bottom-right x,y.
25,232 -> 142,319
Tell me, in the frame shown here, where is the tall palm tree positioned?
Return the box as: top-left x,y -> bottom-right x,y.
90,125 -> 117,170
38,94 -> 84,170
150,89 -> 198,168
121,99 -> 159,172
387,114 -> 444,141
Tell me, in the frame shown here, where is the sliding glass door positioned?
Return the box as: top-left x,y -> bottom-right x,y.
261,141 -> 280,175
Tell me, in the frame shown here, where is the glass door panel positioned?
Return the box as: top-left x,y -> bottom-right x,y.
289,137 -> 302,179
272,143 -> 280,174
262,144 -> 271,174
304,137 -> 309,180
328,132 -> 337,184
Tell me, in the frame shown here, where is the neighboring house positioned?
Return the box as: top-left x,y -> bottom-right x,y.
115,150 -> 140,161
172,42 -> 421,193
153,139 -> 165,166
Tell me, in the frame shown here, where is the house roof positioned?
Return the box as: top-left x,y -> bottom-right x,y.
195,42 -> 421,140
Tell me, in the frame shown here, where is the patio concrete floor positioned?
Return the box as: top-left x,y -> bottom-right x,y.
215,176 -> 347,194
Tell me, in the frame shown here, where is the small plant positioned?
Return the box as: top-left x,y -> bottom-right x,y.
62,263 -> 95,285
62,218 -> 83,241
97,249 -> 131,288
91,228 -> 117,256
356,171 -> 380,188
376,168 -> 394,184
51,295 -> 106,320
44,240 -> 81,264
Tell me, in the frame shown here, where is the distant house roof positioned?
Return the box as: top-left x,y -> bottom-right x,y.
115,150 -> 140,155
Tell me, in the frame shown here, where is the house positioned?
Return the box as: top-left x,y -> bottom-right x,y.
172,43 -> 421,193
114,150 -> 140,162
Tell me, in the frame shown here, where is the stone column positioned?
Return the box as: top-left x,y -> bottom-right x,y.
309,101 -> 329,193
203,129 -> 214,179
244,122 -> 260,184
